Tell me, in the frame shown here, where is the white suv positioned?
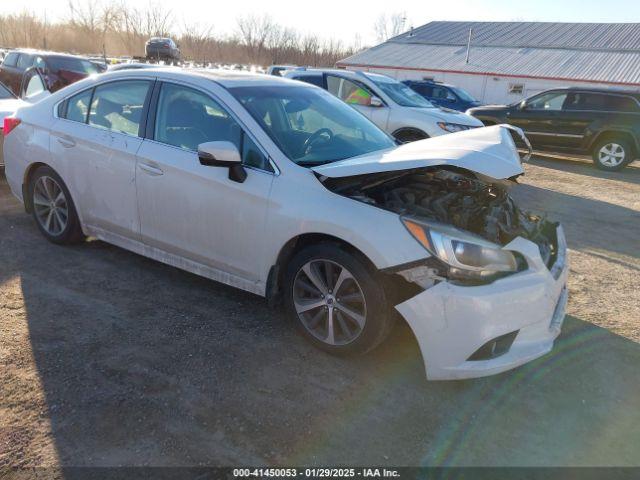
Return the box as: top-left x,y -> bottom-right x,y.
3,69 -> 567,380
285,69 -> 483,143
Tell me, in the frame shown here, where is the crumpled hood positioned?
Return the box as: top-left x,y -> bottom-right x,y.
312,125 -> 527,180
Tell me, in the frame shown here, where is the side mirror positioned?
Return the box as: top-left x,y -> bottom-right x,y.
370,96 -> 384,107
518,100 -> 527,110
198,141 -> 247,183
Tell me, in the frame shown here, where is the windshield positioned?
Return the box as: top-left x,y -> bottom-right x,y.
48,57 -> 100,75
451,86 -> 477,103
229,86 -> 395,166
366,74 -> 434,108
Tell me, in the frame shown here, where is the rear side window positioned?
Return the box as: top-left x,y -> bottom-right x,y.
16,54 -> 34,70
605,95 -> 640,112
3,52 -> 19,67
64,89 -> 93,123
89,80 -> 151,136
564,93 -> 640,112
48,57 -> 100,75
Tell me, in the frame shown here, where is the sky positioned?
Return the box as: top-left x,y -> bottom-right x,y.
2,0 -> 640,45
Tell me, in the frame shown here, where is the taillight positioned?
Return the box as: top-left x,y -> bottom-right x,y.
2,117 -> 20,136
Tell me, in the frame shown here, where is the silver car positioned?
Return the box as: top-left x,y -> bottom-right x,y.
285,69 -> 483,143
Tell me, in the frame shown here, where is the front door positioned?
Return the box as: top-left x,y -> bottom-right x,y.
135,82 -> 273,281
507,90 -> 569,149
325,74 -> 390,131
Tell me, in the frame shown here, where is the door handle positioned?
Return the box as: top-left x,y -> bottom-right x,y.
57,136 -> 76,148
139,163 -> 164,176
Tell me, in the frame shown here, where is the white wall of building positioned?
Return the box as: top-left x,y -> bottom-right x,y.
346,65 -> 625,105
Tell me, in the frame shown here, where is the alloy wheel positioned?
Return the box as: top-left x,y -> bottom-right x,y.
293,259 -> 367,346
33,176 -> 69,236
598,143 -> 626,167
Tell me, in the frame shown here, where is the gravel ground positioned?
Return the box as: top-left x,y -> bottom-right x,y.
1,156 -> 639,468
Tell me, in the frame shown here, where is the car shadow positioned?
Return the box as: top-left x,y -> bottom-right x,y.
1,171 -> 639,468
528,155 -> 640,186
0,216 -> 639,468
511,183 -> 640,261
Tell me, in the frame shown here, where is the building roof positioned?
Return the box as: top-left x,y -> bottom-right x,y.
339,22 -> 640,86
390,21 -> 640,52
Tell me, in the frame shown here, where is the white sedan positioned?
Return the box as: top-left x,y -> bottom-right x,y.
2,69 -> 568,380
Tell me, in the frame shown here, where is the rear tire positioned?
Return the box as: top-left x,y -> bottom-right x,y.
283,243 -> 393,356
592,136 -> 633,171
29,166 -> 84,245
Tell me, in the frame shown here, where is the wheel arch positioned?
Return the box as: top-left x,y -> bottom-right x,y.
391,127 -> 429,142
266,233 -> 378,307
590,130 -> 638,158
22,161 -> 50,213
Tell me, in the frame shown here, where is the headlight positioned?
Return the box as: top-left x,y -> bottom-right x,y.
402,217 -> 520,281
437,122 -> 471,133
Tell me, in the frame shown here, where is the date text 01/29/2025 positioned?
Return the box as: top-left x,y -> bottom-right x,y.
232,468 -> 400,478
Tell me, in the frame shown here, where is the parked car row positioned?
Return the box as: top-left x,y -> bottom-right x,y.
0,50 -> 103,97
273,65 -> 639,171
2,68 -> 568,380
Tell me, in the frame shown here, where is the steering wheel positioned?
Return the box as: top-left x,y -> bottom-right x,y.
303,128 -> 333,155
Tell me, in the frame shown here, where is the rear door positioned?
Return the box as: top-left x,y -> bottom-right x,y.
549,92 -> 594,150
50,79 -> 153,239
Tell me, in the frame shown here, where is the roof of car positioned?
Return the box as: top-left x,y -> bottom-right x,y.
99,67 -> 311,88
404,79 -> 455,87
7,49 -> 90,60
542,86 -> 640,99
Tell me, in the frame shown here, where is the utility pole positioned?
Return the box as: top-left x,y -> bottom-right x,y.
465,27 -> 473,64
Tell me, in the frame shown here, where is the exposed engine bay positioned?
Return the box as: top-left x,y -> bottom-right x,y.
323,167 -> 557,267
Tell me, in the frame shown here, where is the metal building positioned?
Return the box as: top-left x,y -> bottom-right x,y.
338,21 -> 640,104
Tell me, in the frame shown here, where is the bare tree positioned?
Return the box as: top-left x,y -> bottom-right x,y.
180,22 -> 214,65
267,25 -> 298,64
0,3 -> 359,67
236,14 -> 276,63
373,12 -> 407,43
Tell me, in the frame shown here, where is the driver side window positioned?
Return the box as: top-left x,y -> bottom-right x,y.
154,83 -> 271,171
326,76 -> 372,106
527,92 -> 568,111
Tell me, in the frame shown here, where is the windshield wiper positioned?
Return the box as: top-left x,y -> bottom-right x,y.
296,160 -> 332,167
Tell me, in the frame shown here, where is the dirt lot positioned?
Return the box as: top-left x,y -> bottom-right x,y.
1,156 -> 639,468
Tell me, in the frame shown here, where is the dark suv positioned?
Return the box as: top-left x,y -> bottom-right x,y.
0,50 -> 101,97
467,87 -> 640,171
403,80 -> 482,112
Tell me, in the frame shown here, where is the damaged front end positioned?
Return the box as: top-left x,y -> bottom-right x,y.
321,167 -> 558,287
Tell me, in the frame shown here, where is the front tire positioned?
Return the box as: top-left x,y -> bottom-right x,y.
29,166 -> 84,244
592,137 -> 633,171
283,244 -> 393,356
